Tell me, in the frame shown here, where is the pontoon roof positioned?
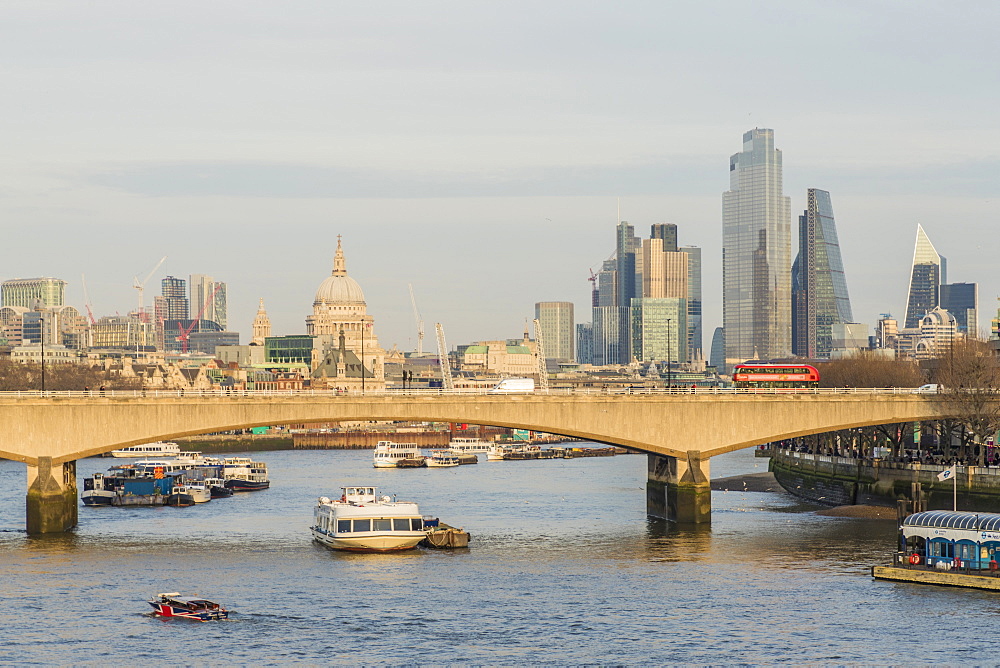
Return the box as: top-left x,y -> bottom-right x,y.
903,511 -> 1000,531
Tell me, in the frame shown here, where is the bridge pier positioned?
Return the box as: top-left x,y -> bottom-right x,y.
647,451 -> 711,524
26,457 -> 78,535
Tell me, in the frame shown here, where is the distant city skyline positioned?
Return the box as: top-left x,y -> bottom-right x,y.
0,3 -> 997,350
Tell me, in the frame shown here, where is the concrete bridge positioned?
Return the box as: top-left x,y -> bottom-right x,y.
0,389 -> 957,534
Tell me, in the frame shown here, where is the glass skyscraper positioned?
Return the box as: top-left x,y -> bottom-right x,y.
680,246 -> 702,360
722,129 -> 792,368
903,225 -> 946,329
940,282 -> 978,335
615,221 -> 638,363
791,189 -> 853,358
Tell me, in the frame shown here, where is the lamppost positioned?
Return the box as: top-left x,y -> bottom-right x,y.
39,315 -> 45,392
361,322 -> 365,395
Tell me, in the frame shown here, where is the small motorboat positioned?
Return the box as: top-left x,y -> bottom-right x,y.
204,477 -> 234,498
148,592 -> 229,621
166,486 -> 197,507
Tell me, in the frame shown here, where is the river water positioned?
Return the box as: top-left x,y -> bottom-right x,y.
0,447 -> 994,664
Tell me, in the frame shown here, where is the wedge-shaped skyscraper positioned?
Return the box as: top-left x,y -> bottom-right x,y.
791,189 -> 853,358
904,225 -> 946,329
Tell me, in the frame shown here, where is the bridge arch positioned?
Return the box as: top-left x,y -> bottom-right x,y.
0,391 -> 963,533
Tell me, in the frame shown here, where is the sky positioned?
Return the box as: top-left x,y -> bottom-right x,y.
2,1 -> 998,354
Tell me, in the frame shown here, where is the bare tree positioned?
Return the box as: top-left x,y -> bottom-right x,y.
817,351 -> 924,388
0,360 -> 141,391
932,338 -> 1000,466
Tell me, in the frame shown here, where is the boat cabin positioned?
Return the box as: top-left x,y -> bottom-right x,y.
342,486 -> 378,503
902,510 -> 1000,569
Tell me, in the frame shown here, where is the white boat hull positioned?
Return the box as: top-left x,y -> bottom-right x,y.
311,527 -> 425,552
372,461 -> 399,468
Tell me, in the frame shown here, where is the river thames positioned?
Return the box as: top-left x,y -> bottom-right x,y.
0,447 -> 993,664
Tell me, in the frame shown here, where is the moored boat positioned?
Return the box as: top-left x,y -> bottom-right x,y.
422,522 -> 471,549
204,477 -> 234,498
221,457 -> 270,491
109,441 -> 181,458
166,485 -> 198,507
425,452 -> 460,468
310,486 -> 426,552
148,593 -> 229,621
446,437 -> 490,453
373,440 -> 422,468
82,469 -> 182,506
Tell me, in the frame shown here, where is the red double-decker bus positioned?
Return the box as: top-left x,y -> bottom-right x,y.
732,363 -> 820,388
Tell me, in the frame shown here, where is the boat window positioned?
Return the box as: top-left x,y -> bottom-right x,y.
410,518 -> 423,531
373,519 -> 392,532
353,519 -> 371,532
337,520 -> 351,533
393,519 -> 410,531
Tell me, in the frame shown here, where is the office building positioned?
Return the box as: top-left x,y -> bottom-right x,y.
615,221 -> 638,363
650,223 -> 678,252
722,129 -> 792,368
576,323 -> 593,365
161,276 -> 190,320
709,327 -> 725,371
791,189 -> 853,358
680,246 -> 702,361
940,282 -> 978,336
190,274 -> 228,329
1,277 -> 66,309
630,298 -> 687,364
903,225 -> 946,329
534,302 -> 575,362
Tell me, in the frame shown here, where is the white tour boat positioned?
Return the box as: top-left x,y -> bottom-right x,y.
425,452 -> 460,468
486,444 -> 514,461
310,486 -> 427,552
109,441 -> 181,458
446,437 -> 491,453
373,441 -> 422,468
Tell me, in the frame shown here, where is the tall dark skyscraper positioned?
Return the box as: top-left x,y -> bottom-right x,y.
940,282 -> 978,335
903,225 -> 946,329
650,223 -> 678,252
791,189 -> 853,358
615,221 -> 637,363
161,276 -> 189,321
722,129 -> 791,368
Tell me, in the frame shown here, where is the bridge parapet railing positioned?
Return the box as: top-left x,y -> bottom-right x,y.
781,449 -> 1000,478
0,387 -> 946,399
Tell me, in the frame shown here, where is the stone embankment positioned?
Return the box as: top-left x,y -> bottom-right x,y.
769,448 -> 1000,511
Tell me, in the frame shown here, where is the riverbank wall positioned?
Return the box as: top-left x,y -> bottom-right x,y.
769,449 -> 1000,511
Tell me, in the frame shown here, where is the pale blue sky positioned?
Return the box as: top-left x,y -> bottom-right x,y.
2,1 -> 998,351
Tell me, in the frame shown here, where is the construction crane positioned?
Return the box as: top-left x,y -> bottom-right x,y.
587,269 -> 599,307
532,318 -> 549,393
176,283 -> 221,353
133,256 -> 167,323
435,323 -> 453,390
80,274 -> 97,325
408,284 -> 424,355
